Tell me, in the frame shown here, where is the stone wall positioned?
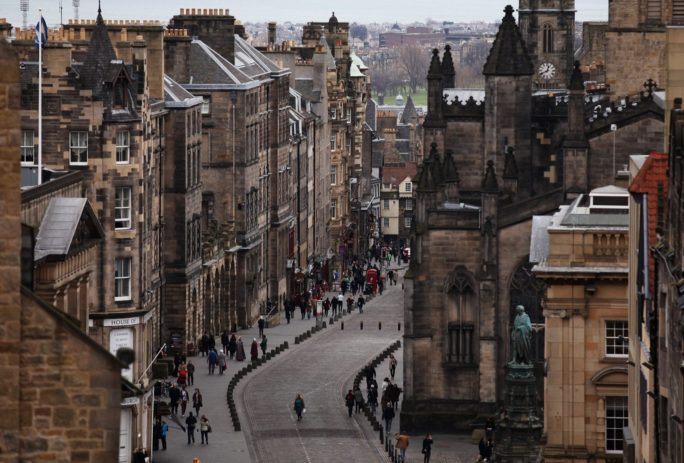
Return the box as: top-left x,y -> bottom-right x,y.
605,30 -> 666,97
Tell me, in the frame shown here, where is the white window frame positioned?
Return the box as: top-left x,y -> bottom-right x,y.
21,130 -> 35,165
383,217 -> 390,227
69,131 -> 88,165
605,320 -> 628,357
404,182 -> 412,192
330,165 -> 337,185
116,131 -> 130,164
115,187 -> 132,230
330,134 -> 337,151
404,216 -> 412,229
201,96 -> 211,115
605,396 -> 628,454
331,198 -> 337,219
383,199 -> 390,210
114,257 -> 132,301
405,198 -> 413,210
331,107 -> 337,119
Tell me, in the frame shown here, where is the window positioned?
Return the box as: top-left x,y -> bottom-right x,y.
331,107 -> 337,119
383,217 -> 389,227
331,199 -> 337,219
116,131 -> 130,164
21,130 -> 35,165
404,217 -> 412,229
330,135 -> 337,151
605,320 -> 628,357
405,199 -> 413,210
404,182 -> 412,192
542,24 -> 554,53
69,131 -> 88,165
201,96 -> 211,115
674,0 -> 684,24
114,187 -> 132,230
114,257 -> 132,301
330,165 -> 337,185
383,199 -> 390,210
446,273 -> 476,364
605,397 -> 628,453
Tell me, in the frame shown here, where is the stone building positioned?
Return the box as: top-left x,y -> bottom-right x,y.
0,39 -> 122,463
532,186 -> 630,461
165,8 -> 293,326
380,162 -> 417,246
401,3 -> 665,432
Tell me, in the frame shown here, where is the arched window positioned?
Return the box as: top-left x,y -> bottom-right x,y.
445,270 -> 477,364
542,24 -> 554,53
509,260 -> 545,363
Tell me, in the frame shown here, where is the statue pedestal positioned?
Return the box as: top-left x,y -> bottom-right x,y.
494,363 -> 543,462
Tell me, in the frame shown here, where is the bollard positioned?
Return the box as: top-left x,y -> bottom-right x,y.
341,321 -> 344,330
398,322 -> 401,331
283,341 -> 289,349
379,321 -> 382,330
329,317 -> 334,325
360,321 -> 364,330
322,321 -> 327,328
379,428 -> 384,444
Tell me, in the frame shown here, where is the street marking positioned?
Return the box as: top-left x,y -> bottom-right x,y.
287,404 -> 313,463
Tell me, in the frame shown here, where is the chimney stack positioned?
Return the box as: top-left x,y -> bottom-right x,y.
268,22 -> 276,46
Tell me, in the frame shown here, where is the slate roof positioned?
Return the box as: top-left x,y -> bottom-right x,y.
188,40 -> 254,85
400,95 -> 417,124
235,35 -> 285,76
164,75 -> 203,108
79,6 -> 117,96
483,5 -> 533,76
34,198 -> 104,261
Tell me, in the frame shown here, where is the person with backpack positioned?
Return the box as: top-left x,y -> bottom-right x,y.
293,394 -> 305,421
345,390 -> 355,417
382,403 -> 395,433
207,349 -> 218,374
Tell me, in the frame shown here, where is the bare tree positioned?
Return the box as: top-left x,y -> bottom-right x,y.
398,43 -> 429,94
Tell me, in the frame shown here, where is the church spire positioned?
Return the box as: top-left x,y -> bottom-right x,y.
441,44 -> 455,88
482,160 -> 499,192
80,4 -> 116,97
483,5 -> 533,76
569,61 -> 584,91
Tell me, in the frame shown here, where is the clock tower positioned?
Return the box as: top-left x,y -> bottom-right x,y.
518,0 -> 575,90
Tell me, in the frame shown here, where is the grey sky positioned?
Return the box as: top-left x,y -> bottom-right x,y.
4,0 -> 607,29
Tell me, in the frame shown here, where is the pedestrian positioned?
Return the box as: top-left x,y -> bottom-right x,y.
478,438 -> 488,461
353,387 -> 364,414
382,377 -> 390,394
200,332 -> 209,356
485,418 -> 495,441
160,419 -> 168,450
185,412 -> 197,444
235,337 -> 246,361
169,383 -> 180,415
250,338 -> 259,361
324,298 -> 331,317
177,363 -> 187,387
180,386 -> 189,416
173,353 -> 182,376
199,415 -> 211,444
293,393 -> 305,421
422,433 -> 434,463
228,333 -> 237,359
153,419 -> 161,451
357,295 -> 365,313
208,333 -> 216,352
388,269 -> 394,285
337,293 -> 344,314
389,353 -> 398,380
299,303 -> 305,320
218,349 -> 227,375
382,403 -> 395,433
346,295 -> 353,314
221,331 -> 229,353
260,335 -> 267,356
207,349 -> 218,374
368,384 -> 378,413
285,305 -> 291,324
345,389 -> 355,417
378,277 -> 384,295
192,388 -> 203,416
395,431 -> 409,463
132,448 -> 147,463
258,316 -> 265,337
186,360 -> 195,386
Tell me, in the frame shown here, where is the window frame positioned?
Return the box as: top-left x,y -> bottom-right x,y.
201,96 -> 211,115
330,198 -> 337,219
405,198 -> 413,210
114,187 -> 132,230
542,24 -> 554,54
330,134 -> 337,151
69,130 -> 88,165
21,129 -> 35,165
404,216 -> 412,229
114,257 -> 132,301
605,396 -> 628,454
115,130 -> 130,164
330,165 -> 337,185
605,320 -> 628,358
404,182 -> 412,192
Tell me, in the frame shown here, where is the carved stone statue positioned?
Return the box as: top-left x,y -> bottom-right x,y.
509,305 -> 533,366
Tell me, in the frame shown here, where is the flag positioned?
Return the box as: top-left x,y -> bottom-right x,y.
34,16 -> 47,48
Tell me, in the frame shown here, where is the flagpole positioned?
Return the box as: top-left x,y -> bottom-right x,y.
37,8 -> 43,185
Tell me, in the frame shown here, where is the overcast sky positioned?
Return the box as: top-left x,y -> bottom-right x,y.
4,0 -> 607,29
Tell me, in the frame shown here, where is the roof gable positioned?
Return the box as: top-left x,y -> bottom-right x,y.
483,5 -> 534,76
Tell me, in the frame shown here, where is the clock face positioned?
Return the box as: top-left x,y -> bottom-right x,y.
538,62 -> 556,80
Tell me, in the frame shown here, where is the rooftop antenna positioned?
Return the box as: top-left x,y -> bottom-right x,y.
19,0 -> 29,29
72,0 -> 80,21
58,0 -> 63,25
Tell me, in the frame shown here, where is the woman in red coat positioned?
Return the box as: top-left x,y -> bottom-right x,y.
250,338 -> 259,361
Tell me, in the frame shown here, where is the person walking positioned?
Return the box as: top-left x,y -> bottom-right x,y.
258,316 -> 265,337
192,388 -> 203,416
177,364 -> 187,387
382,403 -> 395,433
395,431 -> 409,463
153,419 -> 161,451
367,384 -> 378,414
200,333 -> 209,356
357,295 -> 365,313
185,412 -> 197,444
221,331 -> 229,354
207,349 -> 218,374
218,350 -> 227,375
293,394 -> 305,421
169,383 -> 180,415
250,338 -> 259,361
186,360 -> 195,386
337,293 -> 344,314
285,305 -> 291,324
353,388 -> 364,414
389,353 -> 398,380
159,419 -> 168,450
422,433 -> 434,463
235,337 -> 246,361
199,415 -> 211,444
180,386 -> 189,416
228,333 -> 237,359
346,295 -> 354,314
345,390 -> 355,417
260,335 -> 267,356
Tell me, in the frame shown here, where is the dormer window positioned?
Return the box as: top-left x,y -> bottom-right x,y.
113,78 -> 128,109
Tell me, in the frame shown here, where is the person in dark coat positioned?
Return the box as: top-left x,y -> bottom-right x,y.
200,333 -> 209,356
250,338 -> 259,361
228,334 -> 237,359
221,331 -> 229,353
382,404 -> 395,433
293,393 -> 305,421
208,334 -> 216,351
185,412 -> 197,444
345,390 -> 355,417
422,433 -> 434,463
258,316 -> 266,337
260,335 -> 267,356
235,337 -> 246,361
169,383 -> 180,415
